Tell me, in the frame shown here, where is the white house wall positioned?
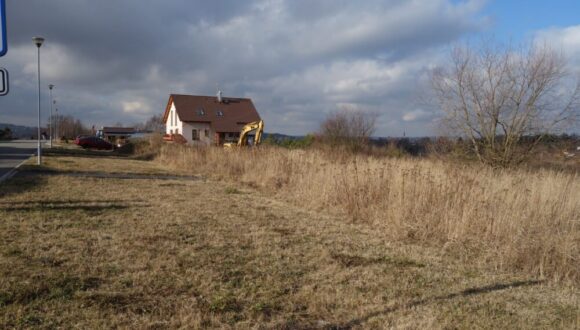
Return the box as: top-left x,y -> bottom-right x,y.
165,101 -> 214,145
165,102 -> 183,135
182,122 -> 213,146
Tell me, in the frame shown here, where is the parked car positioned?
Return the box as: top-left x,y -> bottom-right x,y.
75,136 -> 113,150
73,135 -> 87,145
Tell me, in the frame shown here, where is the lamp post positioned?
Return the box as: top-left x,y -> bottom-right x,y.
52,100 -> 60,141
49,84 -> 54,148
55,107 -> 58,141
33,36 -> 44,165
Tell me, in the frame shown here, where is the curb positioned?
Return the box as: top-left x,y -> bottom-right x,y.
0,156 -> 32,184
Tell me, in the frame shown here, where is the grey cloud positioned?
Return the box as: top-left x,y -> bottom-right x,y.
1,0 -> 489,136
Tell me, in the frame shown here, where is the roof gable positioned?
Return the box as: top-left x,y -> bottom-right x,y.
163,94 -> 261,132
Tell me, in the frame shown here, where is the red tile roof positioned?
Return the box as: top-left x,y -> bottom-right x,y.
163,94 -> 261,133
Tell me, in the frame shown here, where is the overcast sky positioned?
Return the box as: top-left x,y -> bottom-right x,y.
0,0 -> 579,136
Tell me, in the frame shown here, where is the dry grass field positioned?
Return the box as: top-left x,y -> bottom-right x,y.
0,146 -> 578,328
158,144 -> 580,285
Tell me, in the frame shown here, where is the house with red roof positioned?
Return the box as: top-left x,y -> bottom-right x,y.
162,91 -> 261,145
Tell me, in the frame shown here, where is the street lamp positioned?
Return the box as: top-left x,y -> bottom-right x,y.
49,84 -> 54,148
55,107 -> 58,140
33,36 -> 44,165
54,101 -> 57,141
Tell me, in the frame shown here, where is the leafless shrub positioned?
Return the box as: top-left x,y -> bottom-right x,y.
131,133 -> 164,159
319,108 -> 378,151
431,40 -> 580,167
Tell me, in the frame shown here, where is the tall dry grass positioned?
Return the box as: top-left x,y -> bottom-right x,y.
157,144 -> 580,284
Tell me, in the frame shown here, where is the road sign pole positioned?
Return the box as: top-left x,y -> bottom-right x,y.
0,0 -> 8,97
0,0 -> 6,57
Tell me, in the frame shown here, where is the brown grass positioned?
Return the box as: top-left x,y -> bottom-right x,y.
0,148 -> 578,328
157,144 -> 580,284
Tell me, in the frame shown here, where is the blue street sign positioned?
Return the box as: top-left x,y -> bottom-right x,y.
0,0 -> 6,57
0,68 -> 8,96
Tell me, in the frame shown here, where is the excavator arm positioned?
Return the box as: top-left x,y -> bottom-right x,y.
238,120 -> 264,146
224,120 -> 264,147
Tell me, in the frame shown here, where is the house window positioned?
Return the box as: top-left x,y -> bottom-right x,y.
204,129 -> 209,138
170,129 -> 173,134
216,110 -> 224,116
192,129 -> 199,141
170,110 -> 174,126
175,128 -> 179,134
197,107 -> 205,116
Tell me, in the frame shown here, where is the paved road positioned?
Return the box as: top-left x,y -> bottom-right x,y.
0,140 -> 39,182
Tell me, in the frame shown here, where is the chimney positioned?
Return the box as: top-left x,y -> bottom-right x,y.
217,89 -> 223,103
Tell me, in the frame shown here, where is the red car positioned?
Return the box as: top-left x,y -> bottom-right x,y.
74,136 -> 113,150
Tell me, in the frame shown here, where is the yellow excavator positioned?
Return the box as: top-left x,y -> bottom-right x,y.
224,120 -> 264,148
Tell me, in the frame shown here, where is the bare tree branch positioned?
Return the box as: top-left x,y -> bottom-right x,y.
319,107 -> 378,151
431,40 -> 580,166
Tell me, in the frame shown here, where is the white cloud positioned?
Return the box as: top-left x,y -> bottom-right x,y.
0,0 -> 490,136
122,101 -> 146,114
535,25 -> 580,71
402,109 -> 432,122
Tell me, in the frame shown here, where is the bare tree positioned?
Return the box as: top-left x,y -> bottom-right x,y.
431,41 -> 579,166
54,114 -> 90,139
135,115 -> 165,133
320,108 -> 377,150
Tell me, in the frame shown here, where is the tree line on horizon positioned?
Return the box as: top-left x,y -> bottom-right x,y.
4,40 -> 577,167
310,39 -> 580,167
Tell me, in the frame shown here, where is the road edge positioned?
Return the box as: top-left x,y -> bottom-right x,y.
0,156 -> 31,184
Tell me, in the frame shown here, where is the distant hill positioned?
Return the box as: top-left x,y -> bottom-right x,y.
262,132 -> 303,141
264,133 -> 434,143
0,123 -> 39,139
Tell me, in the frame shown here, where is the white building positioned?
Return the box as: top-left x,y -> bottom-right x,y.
162,92 -> 261,145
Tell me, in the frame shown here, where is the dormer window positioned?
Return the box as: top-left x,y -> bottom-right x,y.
216,110 -> 224,117
196,107 -> 205,116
